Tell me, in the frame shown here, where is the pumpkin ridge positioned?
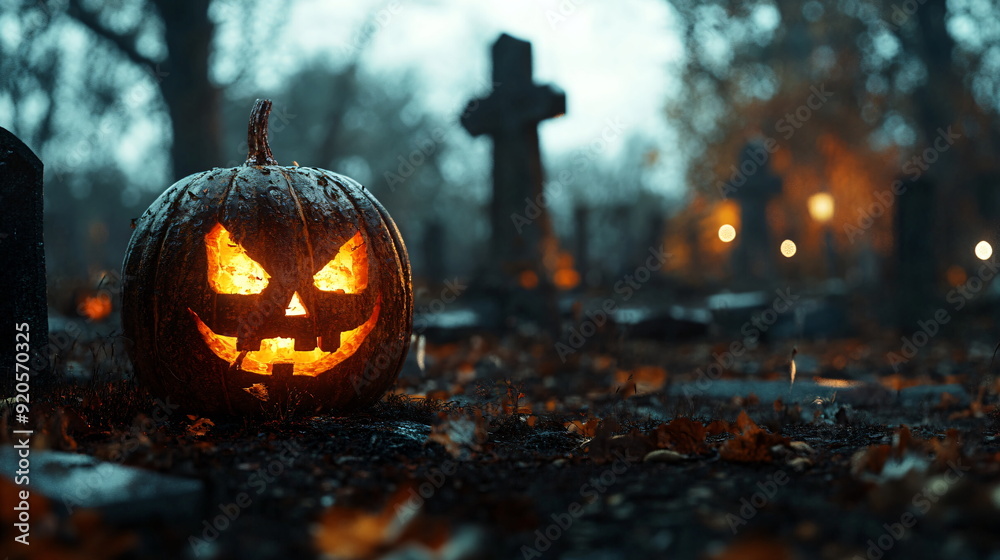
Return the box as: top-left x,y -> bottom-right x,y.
150,171 -> 213,386
213,168 -> 243,335
330,170 -> 413,397
355,183 -> 413,384
278,166 -> 321,352
277,167 -> 316,278
321,171 -> 379,254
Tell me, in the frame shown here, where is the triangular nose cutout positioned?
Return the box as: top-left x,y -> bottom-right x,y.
285,291 -> 308,316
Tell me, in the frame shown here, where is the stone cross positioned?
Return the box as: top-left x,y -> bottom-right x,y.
462,35 -> 565,266
461,33 -> 565,328
729,140 -> 782,285
0,127 -> 50,385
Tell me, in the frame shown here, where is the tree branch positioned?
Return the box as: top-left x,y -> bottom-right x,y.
66,0 -> 157,69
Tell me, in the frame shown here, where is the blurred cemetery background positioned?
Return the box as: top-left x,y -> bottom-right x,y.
5,0 -> 1000,349
9,2 -> 1000,559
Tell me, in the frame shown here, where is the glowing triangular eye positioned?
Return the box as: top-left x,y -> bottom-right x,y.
314,231 -> 367,293
206,223 -> 270,294
285,292 -> 307,316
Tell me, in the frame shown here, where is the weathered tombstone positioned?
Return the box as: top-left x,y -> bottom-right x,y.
611,204 -> 633,275
0,127 -> 50,388
422,219 -> 446,282
729,140 -> 782,286
573,205 -> 589,284
894,176 -> 936,331
461,33 -> 566,330
644,211 -> 667,261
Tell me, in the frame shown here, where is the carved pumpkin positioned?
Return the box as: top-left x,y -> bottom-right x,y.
122,100 -> 412,415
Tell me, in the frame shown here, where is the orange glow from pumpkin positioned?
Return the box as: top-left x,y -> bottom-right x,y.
285,292 -> 307,316
78,292 -> 112,321
190,301 -> 380,376
199,224 -> 378,376
314,231 -> 368,293
206,223 -> 270,294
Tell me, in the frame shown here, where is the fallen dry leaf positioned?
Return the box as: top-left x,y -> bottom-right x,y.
566,417 -> 600,438
653,417 -> 710,455
719,411 -> 790,463
185,416 -> 215,437
614,365 -> 667,395
587,418 -> 654,462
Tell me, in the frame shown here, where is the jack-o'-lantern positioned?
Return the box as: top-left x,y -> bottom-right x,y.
122,100 -> 412,415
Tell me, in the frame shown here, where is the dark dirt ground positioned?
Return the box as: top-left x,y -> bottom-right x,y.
4,312 -> 1000,560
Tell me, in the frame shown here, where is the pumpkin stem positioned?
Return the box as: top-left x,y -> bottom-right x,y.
245,99 -> 278,166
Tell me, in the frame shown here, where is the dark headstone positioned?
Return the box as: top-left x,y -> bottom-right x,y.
0,127 -> 50,385
461,33 -> 566,330
573,205 -> 589,283
422,220 -> 446,282
729,140 -> 782,285
894,176 -> 937,330
644,211 -> 667,262
611,205 -> 631,274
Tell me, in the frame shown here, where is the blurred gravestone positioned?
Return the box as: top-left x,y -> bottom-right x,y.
611,204 -> 633,275
0,127 -> 50,387
422,220 -> 446,282
644,211 -> 667,263
729,141 -> 782,286
461,33 -> 566,330
573,205 -> 590,284
894,176 -> 936,331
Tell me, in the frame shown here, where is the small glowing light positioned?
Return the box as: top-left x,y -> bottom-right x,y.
780,239 -> 797,258
975,241 -> 993,261
78,292 -> 112,321
718,224 -> 736,243
807,192 -> 835,223
554,268 -> 581,290
519,270 -> 539,289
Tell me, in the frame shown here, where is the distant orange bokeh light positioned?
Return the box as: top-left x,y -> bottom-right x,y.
519,270 -> 539,290
554,268 -> 580,290
78,292 -> 112,321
